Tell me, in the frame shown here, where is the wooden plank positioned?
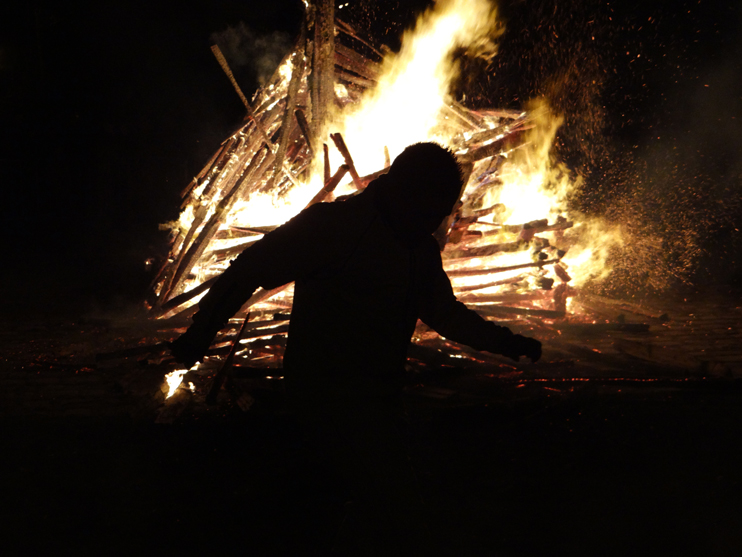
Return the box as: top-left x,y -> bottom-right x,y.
265,22 -> 306,191
311,0 -> 336,148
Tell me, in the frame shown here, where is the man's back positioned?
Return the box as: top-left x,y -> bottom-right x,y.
284,186 -> 427,392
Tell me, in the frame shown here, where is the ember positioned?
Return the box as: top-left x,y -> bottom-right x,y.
147,0 -> 628,393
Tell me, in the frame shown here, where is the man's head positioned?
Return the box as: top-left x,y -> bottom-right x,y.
376,142 -> 464,243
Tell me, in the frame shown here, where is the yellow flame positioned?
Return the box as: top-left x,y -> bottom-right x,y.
561,220 -> 624,286
332,0 -> 500,174
226,177 -> 322,228
164,369 -> 189,399
178,205 -> 195,232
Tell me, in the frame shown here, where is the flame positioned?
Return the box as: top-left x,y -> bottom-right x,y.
164,369 -> 188,399
561,219 -> 624,285
492,104 -> 569,225
227,176 -> 322,228
333,0 -> 500,174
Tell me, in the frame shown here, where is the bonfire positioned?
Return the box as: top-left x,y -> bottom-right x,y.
144,0 -> 638,401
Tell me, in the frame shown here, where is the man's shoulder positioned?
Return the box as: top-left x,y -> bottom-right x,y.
278,190 -> 375,241
301,190 -> 373,221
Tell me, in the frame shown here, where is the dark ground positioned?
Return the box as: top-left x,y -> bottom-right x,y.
1,295 -> 741,556
2,375 -> 741,556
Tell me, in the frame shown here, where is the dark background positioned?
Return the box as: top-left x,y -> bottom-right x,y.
1,0 -> 740,320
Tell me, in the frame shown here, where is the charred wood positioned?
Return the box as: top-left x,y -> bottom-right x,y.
213,228 -> 263,240
330,133 -> 364,190
211,44 -> 252,112
323,143 -> 331,183
334,43 -> 381,81
335,68 -> 377,89
311,0 -> 336,147
294,108 -> 315,158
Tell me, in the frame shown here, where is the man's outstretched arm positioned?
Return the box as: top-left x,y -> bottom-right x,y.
169,203 -> 338,367
417,245 -> 542,362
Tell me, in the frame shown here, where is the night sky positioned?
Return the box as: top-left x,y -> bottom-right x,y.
1,0 -> 740,320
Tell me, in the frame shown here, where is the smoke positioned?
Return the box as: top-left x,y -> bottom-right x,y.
210,22 -> 293,87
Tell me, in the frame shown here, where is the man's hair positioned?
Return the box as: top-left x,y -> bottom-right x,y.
388,142 -> 464,205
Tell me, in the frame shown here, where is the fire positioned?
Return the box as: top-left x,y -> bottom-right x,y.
334,0 -> 500,178
164,369 -> 189,399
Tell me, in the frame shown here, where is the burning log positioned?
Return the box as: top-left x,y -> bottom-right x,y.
210,47 -> 291,179
294,108 -> 315,157
442,103 -> 480,132
310,0 -> 336,148
323,143 -> 331,183
213,228 -> 262,240
210,45 -> 252,117
209,237 -> 262,262
334,43 -> 381,81
307,164 -> 350,207
330,133 -> 364,190
179,147 -> 223,203
462,117 -> 526,147
457,133 -> 518,163
224,316 -> 290,333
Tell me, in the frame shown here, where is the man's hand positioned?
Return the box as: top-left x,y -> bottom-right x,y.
503,334 -> 542,363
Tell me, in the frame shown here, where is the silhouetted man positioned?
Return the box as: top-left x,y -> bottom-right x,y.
170,142 -> 541,554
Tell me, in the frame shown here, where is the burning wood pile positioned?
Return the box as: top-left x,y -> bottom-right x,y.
138,0 -> 635,401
